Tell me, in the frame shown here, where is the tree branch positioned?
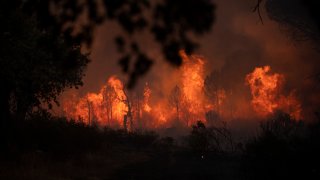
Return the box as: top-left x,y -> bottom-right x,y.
253,0 -> 264,24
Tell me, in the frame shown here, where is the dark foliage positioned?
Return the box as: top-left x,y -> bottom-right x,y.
1,111 -> 159,158
9,0 -> 215,88
0,3 -> 89,134
188,121 -> 234,156
0,115 -> 242,179
244,111 -> 320,179
259,0 -> 320,45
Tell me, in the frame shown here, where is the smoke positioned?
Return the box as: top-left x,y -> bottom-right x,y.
196,0 -> 320,120
59,0 -> 320,126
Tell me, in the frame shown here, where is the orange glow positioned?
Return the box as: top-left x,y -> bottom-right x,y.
62,56 -> 303,130
179,50 -> 214,125
62,51 -> 221,128
62,76 -> 128,126
246,66 -> 301,120
143,83 -> 152,113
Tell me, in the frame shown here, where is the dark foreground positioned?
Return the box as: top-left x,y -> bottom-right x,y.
1,113 -> 320,180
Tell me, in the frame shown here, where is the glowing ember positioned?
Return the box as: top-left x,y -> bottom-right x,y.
246,66 -> 301,120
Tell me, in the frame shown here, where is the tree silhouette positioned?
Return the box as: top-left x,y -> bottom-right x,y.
257,0 -> 320,44
118,86 -> 134,131
1,0 -> 215,130
204,71 -> 223,117
102,84 -> 117,126
169,85 -> 184,121
0,5 -> 89,131
16,0 -> 216,88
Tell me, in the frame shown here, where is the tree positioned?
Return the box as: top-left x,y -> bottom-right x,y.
102,84 -> 117,126
118,86 -> 134,131
0,3 -> 89,129
204,71 -> 225,117
255,0 -> 320,86
169,85 -> 184,121
131,92 -> 143,129
256,0 -> 320,44
0,0 -> 216,131
17,0 -> 216,88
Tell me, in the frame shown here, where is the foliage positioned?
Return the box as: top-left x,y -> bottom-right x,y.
262,0 -> 320,44
1,111 -> 159,156
0,4 -> 89,124
169,85 -> 184,121
16,0 -> 216,87
244,111 -> 320,179
187,121 -> 234,156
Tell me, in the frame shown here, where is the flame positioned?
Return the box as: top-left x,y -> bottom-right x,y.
107,76 -> 127,124
62,76 -> 128,126
62,51 -> 226,128
62,55 -> 304,130
179,50 -> 214,125
246,66 -> 301,119
143,83 -> 152,113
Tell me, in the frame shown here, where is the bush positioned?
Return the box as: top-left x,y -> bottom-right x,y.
244,111 -> 320,179
187,121 -> 234,156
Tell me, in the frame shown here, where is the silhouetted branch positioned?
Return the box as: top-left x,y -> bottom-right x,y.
253,0 -> 264,24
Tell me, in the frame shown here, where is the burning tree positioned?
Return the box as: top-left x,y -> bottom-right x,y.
102,84 -> 117,126
120,89 -> 134,131
169,85 -> 184,122
86,99 -> 93,126
204,71 -> 226,119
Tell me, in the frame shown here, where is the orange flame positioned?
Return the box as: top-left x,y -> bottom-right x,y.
179,50 -> 214,125
62,76 -> 128,126
62,55 -> 305,130
246,66 -> 301,119
143,83 -> 152,113
62,51 -> 226,128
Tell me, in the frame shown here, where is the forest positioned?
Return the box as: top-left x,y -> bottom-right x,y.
1,0 -> 320,179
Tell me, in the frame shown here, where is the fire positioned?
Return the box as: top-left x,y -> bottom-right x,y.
106,76 -> 127,124
143,83 -> 152,113
179,50 -> 214,125
62,55 -> 303,130
62,76 -> 128,126
246,66 -> 301,119
62,51 -> 220,128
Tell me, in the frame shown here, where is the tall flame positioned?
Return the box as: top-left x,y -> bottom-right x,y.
62,76 -> 128,126
62,56 -> 304,130
246,66 -> 301,119
143,83 -> 152,113
62,51 -> 219,128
